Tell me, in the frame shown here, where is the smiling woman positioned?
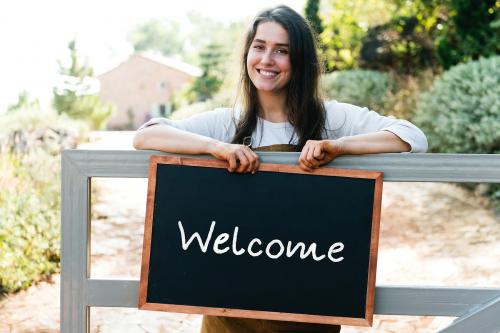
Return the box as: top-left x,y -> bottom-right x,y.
133,4 -> 427,333
246,22 -> 292,102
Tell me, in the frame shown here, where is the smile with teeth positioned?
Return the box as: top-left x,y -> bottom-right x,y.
257,69 -> 279,78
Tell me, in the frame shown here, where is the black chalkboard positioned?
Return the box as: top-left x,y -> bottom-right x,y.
139,156 -> 383,326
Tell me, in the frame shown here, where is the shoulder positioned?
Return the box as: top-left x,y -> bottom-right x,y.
137,106 -> 236,131
324,100 -> 368,114
207,107 -> 239,129
190,106 -> 234,120
324,100 -> 363,131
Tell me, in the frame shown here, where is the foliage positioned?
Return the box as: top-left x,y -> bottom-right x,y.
359,16 -> 439,74
182,17 -> 244,103
321,0 -> 496,73
414,56 -> 500,208
304,0 -> 324,36
0,108 -> 87,155
53,40 -> 114,130
320,1 -> 365,71
384,70 -> 436,120
358,0 -> 448,74
321,70 -> 395,113
320,0 -> 396,71
7,90 -> 40,113
436,0 -> 499,69
128,19 -> 184,56
0,152 -> 60,292
185,42 -> 230,102
0,108 -> 86,293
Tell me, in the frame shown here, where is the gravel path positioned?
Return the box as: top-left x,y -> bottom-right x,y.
1,131 -> 498,333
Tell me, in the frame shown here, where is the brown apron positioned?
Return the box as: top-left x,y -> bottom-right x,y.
200,144 -> 341,333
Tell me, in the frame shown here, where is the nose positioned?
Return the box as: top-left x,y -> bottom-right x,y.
261,49 -> 275,65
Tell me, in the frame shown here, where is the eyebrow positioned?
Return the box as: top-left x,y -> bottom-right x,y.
253,39 -> 289,47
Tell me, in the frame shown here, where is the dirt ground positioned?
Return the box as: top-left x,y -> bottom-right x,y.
1,131 -> 499,333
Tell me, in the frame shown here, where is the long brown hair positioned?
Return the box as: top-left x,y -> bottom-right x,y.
231,5 -> 326,149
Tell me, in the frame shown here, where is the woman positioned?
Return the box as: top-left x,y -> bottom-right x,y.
134,5 -> 427,332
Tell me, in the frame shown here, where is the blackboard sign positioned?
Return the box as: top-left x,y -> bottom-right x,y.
139,156 -> 383,326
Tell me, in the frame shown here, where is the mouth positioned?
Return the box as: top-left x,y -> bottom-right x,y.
257,69 -> 279,78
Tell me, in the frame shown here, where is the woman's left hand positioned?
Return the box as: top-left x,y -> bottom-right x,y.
298,139 -> 343,171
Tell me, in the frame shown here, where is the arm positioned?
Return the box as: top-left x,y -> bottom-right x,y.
133,124 -> 218,155
298,102 -> 425,171
298,131 -> 409,171
336,130 -> 411,154
133,125 -> 260,173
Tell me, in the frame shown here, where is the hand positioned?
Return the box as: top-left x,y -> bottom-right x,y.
209,142 -> 260,173
298,139 -> 343,172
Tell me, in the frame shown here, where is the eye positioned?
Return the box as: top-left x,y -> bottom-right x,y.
276,48 -> 289,55
252,44 -> 265,50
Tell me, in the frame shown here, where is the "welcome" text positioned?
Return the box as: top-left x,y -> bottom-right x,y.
177,221 -> 344,263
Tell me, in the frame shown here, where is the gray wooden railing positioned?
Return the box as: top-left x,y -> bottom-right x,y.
61,150 -> 500,333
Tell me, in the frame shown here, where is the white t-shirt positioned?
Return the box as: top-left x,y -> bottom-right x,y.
139,101 -> 428,153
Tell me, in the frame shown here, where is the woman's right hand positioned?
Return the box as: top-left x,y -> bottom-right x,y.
208,142 -> 260,173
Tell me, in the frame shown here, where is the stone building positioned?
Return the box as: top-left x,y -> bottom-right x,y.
98,53 -> 201,130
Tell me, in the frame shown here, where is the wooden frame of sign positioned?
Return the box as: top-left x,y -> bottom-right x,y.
139,155 -> 383,326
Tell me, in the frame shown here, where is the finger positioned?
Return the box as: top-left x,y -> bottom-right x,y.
242,148 -> 257,173
235,150 -> 249,173
227,153 -> 237,172
299,144 -> 311,167
306,143 -> 316,161
306,145 -> 321,168
309,158 -> 321,168
313,144 -> 325,160
300,149 -> 314,171
251,150 -> 260,173
299,159 -> 313,172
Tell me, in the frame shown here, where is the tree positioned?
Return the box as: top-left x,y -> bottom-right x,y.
304,0 -> 324,36
359,14 -> 440,74
181,14 -> 245,103
320,0 -> 396,71
185,42 -> 229,102
436,0 -> 499,68
7,90 -> 40,113
53,40 -> 113,129
128,19 -> 184,56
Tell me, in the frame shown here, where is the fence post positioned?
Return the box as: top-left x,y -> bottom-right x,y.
61,153 -> 90,333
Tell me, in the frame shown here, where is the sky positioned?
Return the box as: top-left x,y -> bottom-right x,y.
0,0 -> 303,113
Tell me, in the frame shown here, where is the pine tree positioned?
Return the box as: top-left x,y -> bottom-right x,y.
186,42 -> 228,102
304,0 -> 324,36
53,40 -> 113,129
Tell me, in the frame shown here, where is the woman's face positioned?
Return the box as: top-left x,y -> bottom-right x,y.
246,21 -> 292,95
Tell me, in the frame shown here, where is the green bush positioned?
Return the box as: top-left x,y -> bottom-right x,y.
414,56 -> 500,210
321,70 -> 395,114
0,152 -> 60,292
384,71 -> 436,120
0,108 -> 87,292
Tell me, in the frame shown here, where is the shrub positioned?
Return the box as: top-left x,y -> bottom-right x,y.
0,108 -> 87,156
384,70 -> 436,120
414,56 -> 500,210
0,152 -> 60,292
321,70 -> 395,114
0,108 -> 87,292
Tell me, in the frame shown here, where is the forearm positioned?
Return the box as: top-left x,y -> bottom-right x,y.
335,131 -> 411,155
133,125 -> 220,155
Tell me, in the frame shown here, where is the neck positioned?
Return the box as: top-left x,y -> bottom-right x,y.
257,90 -> 288,123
